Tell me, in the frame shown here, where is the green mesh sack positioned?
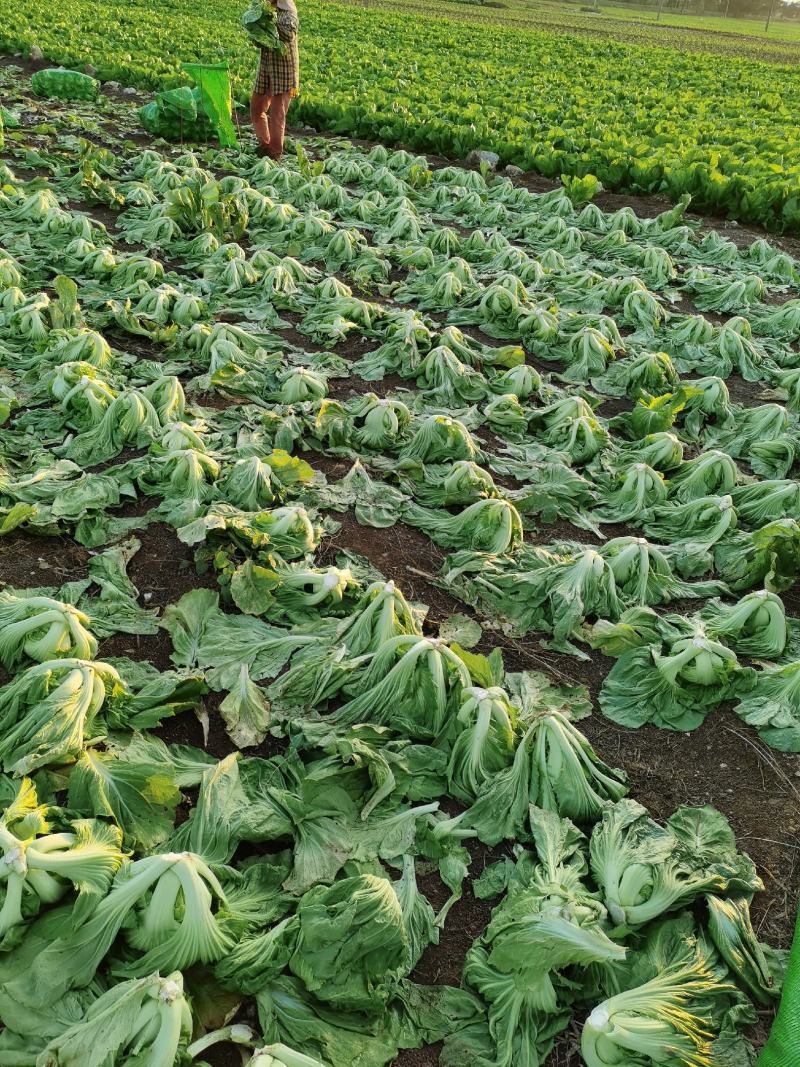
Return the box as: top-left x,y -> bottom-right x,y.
183,62 -> 239,149
241,0 -> 286,52
758,902 -> 800,1067
30,68 -> 99,101
139,86 -> 214,141
138,100 -> 164,136
157,86 -> 201,121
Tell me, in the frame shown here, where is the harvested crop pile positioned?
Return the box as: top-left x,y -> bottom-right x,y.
0,61 -> 797,1067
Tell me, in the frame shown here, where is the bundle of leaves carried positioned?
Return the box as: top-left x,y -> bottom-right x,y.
242,0 -> 288,53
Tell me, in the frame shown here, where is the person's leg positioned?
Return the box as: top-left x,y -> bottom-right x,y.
250,92 -> 272,148
266,92 -> 291,159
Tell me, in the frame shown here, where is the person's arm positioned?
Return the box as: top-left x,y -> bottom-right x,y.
276,9 -> 299,41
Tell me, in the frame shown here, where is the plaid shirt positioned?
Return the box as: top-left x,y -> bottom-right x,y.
254,9 -> 300,95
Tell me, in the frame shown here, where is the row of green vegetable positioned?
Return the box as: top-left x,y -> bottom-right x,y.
0,72 -> 797,1066
6,0 -> 800,229
8,129 -> 800,745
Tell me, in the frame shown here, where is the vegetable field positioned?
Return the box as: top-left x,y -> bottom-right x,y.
5,0 -> 800,231
343,0 -> 800,59
1,56 -> 800,1067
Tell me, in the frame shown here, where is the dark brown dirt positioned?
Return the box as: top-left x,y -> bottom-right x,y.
108,333 -> 170,362
66,199 -> 121,234
122,521 -> 214,610
202,1049 -> 245,1067
316,512 -> 453,627
0,530 -> 91,587
393,841 -> 513,1067
192,391 -> 244,411
327,369 -> 410,402
723,373 -> 772,408
269,319 -> 328,355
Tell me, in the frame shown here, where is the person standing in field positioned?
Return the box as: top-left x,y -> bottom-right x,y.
250,0 -> 300,161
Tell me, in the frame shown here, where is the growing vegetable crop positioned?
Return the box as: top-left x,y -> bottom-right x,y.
6,0 -> 800,229
0,60 -> 797,1067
